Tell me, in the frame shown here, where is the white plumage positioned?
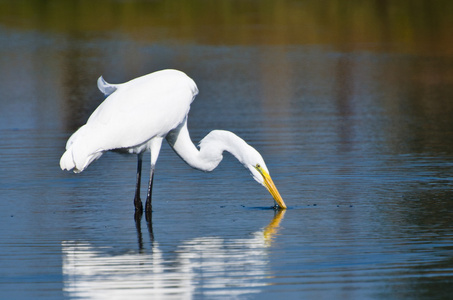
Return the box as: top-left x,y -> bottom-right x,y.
60,69 -> 286,212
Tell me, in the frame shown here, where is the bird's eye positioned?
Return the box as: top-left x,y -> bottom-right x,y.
256,163 -> 261,168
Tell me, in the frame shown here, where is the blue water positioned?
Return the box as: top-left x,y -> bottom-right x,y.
1,15 -> 453,300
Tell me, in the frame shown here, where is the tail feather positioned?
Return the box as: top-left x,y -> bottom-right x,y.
60,145 -> 103,173
60,125 -> 104,173
65,125 -> 86,150
60,147 -> 77,172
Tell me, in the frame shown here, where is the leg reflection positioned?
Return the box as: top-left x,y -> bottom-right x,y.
134,209 -> 144,251
134,208 -> 154,251
146,208 -> 154,242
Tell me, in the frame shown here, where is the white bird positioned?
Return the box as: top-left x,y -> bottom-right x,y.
60,69 -> 286,213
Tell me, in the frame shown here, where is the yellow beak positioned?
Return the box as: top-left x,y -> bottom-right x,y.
255,165 -> 287,209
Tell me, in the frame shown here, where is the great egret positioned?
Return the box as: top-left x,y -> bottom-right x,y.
60,69 -> 286,213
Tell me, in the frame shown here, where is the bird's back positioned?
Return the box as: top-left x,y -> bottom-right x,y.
60,69 -> 198,172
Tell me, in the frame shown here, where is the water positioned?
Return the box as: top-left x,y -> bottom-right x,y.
1,1 -> 453,299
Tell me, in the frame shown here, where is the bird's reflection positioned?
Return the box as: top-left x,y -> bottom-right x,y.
63,210 -> 286,299
134,209 -> 154,252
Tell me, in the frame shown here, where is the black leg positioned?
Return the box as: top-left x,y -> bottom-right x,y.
134,154 -> 143,212
145,166 -> 154,218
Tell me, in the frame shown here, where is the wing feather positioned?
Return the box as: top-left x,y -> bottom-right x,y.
60,69 -> 198,172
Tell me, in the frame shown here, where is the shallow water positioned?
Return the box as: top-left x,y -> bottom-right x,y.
1,1 -> 453,299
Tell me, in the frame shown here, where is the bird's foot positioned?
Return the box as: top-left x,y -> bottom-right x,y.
145,199 -> 152,222
145,199 -> 152,213
134,196 -> 143,212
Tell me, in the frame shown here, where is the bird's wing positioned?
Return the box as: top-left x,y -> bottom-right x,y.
84,70 -> 197,152
61,70 -> 198,172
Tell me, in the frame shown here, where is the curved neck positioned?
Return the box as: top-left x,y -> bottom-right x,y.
166,122 -> 250,172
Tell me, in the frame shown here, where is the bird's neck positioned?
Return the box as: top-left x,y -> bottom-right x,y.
166,122 -> 250,172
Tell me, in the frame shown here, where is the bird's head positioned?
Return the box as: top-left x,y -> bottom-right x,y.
245,152 -> 287,209
199,130 -> 287,209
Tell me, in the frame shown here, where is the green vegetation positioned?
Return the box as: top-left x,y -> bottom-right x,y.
0,0 -> 452,54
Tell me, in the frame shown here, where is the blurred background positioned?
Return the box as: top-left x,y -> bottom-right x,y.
1,0 -> 452,133
0,1 -> 453,299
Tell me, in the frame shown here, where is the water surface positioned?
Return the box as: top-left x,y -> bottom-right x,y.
1,1 -> 453,299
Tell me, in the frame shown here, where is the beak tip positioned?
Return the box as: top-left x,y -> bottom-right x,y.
274,200 -> 287,210
258,167 -> 287,210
